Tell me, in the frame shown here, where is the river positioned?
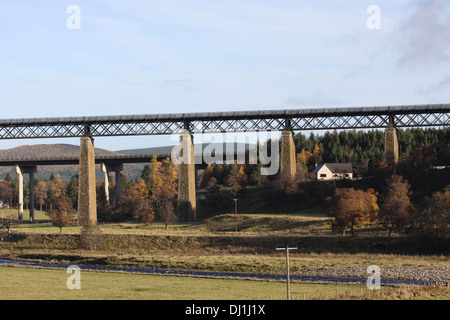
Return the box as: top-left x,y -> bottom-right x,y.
0,258 -> 437,286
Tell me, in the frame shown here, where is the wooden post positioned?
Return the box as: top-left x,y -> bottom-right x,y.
276,246 -> 297,300
234,198 -> 238,233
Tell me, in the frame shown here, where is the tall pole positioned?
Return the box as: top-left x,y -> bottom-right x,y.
233,199 -> 238,233
276,246 -> 297,300
29,171 -> 35,223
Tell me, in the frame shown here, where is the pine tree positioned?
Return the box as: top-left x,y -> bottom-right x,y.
140,164 -> 151,189
66,176 -> 78,209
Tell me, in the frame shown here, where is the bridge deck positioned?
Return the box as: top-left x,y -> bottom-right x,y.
0,104 -> 448,139
0,152 -> 247,166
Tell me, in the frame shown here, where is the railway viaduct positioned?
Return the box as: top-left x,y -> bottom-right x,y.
0,104 -> 449,225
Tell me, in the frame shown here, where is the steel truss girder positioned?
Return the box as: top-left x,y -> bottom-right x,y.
0,105 -> 448,139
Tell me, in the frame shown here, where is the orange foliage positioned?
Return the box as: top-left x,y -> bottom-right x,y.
330,187 -> 379,236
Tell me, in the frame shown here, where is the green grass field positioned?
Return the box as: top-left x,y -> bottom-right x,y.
0,265 -> 365,300
1,265 -> 448,300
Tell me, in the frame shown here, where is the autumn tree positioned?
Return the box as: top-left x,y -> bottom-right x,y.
224,164 -> 247,196
412,191 -> 450,239
47,195 -> 74,234
135,178 -> 150,200
0,181 -> 14,207
151,158 -> 178,228
330,188 -> 379,236
296,149 -> 312,172
51,174 -> 65,198
118,186 -> 154,224
1,217 -> 14,235
134,179 -> 155,227
273,171 -> 299,197
148,155 -> 163,202
200,164 -> 213,189
444,185 -> 450,198
213,165 -> 225,185
378,175 -> 415,236
206,177 -> 217,189
46,174 -> 65,210
34,181 -> 48,211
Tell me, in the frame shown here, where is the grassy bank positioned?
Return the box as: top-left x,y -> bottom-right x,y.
3,230 -> 449,255
1,232 -> 448,277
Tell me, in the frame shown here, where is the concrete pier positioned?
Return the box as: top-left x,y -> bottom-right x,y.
15,166 -> 23,222
15,166 -> 37,222
101,163 -> 109,203
106,163 -> 123,207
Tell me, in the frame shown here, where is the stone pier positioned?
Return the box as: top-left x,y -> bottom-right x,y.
280,131 -> 297,178
385,126 -> 399,172
78,136 -> 97,226
177,133 -> 196,221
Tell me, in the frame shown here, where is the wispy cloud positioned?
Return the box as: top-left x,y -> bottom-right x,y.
395,0 -> 450,69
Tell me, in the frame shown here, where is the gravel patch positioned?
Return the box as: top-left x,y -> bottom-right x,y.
293,265 -> 450,286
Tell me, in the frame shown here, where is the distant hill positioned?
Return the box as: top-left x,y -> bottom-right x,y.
116,143 -> 254,155
0,144 -> 121,159
116,145 -> 175,155
0,144 -> 144,181
0,142 -> 256,182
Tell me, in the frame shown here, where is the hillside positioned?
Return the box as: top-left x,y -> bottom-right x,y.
116,143 -> 254,155
116,145 -> 175,155
0,144 -> 119,159
0,144 -> 145,181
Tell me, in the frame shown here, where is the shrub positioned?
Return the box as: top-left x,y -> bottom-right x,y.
205,219 -> 222,232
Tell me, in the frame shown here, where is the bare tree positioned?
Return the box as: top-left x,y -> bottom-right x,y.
378,175 -> 415,236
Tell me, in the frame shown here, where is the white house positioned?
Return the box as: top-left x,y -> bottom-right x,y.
313,163 -> 354,180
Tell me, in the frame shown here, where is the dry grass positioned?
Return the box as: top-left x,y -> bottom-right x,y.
326,284 -> 450,300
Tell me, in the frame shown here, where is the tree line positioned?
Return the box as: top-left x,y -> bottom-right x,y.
0,127 -> 448,236
329,176 -> 450,239
97,155 -> 179,229
0,155 -> 179,232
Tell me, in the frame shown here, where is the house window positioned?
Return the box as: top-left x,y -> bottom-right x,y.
320,174 -> 326,178
345,174 -> 349,178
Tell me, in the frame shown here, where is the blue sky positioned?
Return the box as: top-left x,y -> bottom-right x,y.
0,0 -> 449,151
